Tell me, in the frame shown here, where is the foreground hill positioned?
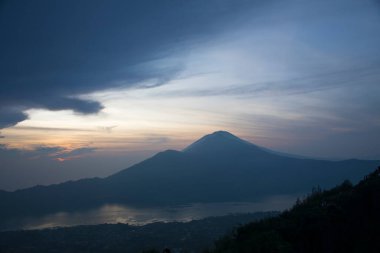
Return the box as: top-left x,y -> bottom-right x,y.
208,167 -> 380,253
0,131 -> 378,220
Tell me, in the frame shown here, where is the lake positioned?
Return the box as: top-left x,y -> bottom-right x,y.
1,194 -> 297,231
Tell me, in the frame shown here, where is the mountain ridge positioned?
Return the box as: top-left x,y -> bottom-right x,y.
183,130 -> 261,155
0,131 -> 378,222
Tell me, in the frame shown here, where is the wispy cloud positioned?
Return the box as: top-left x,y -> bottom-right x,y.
98,125 -> 118,133
14,126 -> 96,132
0,144 -> 97,162
156,63 -> 380,99
54,147 -> 97,162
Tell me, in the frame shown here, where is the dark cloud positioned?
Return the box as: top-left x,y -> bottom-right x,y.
0,108 -> 28,129
0,0 -> 261,128
41,97 -> 104,114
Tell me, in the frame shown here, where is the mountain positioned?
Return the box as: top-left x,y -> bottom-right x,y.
183,130 -> 255,153
0,131 -> 378,221
208,167 -> 380,253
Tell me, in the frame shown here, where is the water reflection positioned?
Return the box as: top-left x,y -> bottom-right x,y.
2,195 -> 297,231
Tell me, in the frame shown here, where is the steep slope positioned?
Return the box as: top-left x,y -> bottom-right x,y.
0,131 -> 378,221
209,167 -> 380,253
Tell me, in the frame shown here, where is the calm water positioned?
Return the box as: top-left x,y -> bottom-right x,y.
2,195 -> 297,231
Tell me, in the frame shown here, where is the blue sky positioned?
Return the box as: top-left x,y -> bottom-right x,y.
1,0 -> 380,190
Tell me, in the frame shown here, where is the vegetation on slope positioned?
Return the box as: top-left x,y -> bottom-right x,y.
208,167 -> 380,253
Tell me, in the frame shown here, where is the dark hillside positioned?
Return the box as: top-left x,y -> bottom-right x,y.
209,167 -> 380,253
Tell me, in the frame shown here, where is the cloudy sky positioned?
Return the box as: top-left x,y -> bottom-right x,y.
1,0 -> 380,190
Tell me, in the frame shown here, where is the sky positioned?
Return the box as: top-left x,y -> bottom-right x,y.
1,0 -> 380,190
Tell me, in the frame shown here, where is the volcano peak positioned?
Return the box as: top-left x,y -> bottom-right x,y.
183,130 -> 254,153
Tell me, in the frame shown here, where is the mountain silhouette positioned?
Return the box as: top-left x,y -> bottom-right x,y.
183,130 -> 255,153
0,131 -> 378,221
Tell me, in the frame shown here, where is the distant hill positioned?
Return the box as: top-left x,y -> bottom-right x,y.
0,131 -> 378,220
208,167 -> 380,253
